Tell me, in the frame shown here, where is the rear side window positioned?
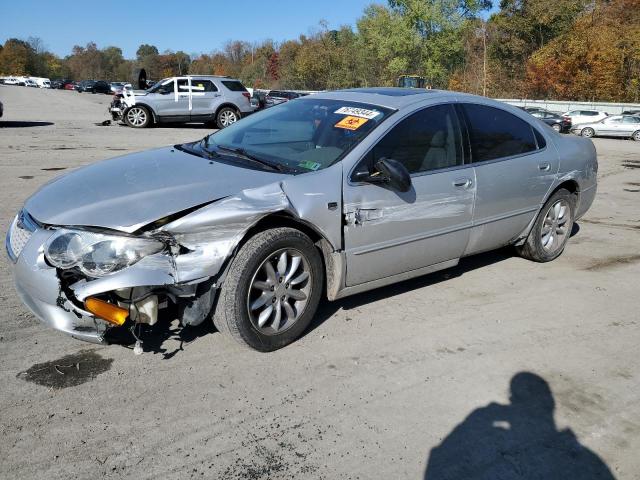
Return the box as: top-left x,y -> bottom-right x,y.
462,104 -> 537,162
222,80 -> 247,92
191,80 -> 217,92
623,116 -> 640,124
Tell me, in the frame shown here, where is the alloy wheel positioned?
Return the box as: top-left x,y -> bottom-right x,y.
247,249 -> 311,335
126,107 -> 147,127
540,199 -> 571,252
220,110 -> 238,127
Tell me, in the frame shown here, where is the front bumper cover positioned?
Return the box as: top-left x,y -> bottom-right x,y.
10,228 -> 111,343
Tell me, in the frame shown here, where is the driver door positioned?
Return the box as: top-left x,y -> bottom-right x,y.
343,104 -> 475,286
153,78 -> 191,121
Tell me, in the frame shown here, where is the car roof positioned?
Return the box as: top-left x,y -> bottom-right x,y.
309,87 -> 509,110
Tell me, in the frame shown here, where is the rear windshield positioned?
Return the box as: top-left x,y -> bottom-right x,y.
222,80 -> 247,92
204,98 -> 394,173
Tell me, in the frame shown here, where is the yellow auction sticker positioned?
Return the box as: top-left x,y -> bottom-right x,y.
335,115 -> 369,130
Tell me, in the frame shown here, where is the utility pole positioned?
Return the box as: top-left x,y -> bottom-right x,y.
482,23 -> 487,97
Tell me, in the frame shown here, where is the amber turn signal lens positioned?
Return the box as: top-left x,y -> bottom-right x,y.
84,297 -> 129,326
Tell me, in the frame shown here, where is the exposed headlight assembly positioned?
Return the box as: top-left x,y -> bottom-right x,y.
44,229 -> 164,277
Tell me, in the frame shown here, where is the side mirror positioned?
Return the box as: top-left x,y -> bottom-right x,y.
353,158 -> 412,193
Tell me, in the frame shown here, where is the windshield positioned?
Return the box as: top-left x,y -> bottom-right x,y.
203,98 -> 393,173
147,78 -> 172,93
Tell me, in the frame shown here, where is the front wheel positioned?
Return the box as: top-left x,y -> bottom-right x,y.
213,228 -> 323,351
516,188 -> 575,262
581,127 -> 595,138
552,124 -> 561,132
216,107 -> 239,129
632,130 -> 640,141
124,106 -> 151,128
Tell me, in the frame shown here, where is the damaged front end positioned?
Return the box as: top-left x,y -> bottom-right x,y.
7,175 -> 341,345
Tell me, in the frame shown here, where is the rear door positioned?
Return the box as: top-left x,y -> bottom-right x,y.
622,116 -> 640,136
152,78 -> 190,121
190,79 -> 221,120
460,103 -> 557,255
597,116 -> 623,136
343,103 -> 475,286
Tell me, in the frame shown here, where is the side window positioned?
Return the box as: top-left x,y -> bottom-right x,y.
222,80 -> 247,92
462,104 -> 537,162
176,79 -> 189,94
623,116 -> 640,124
359,104 -> 463,175
191,80 -> 217,92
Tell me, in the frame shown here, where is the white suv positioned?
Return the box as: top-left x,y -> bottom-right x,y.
111,76 -> 256,129
562,110 -> 608,126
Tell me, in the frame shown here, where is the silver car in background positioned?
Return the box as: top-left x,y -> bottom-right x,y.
7,88 -> 597,352
572,115 -> 640,141
111,75 -> 256,129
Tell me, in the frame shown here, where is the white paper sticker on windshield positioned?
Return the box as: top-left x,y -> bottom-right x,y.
334,107 -> 381,119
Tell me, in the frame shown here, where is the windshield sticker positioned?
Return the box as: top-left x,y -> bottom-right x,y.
298,161 -> 321,171
334,107 -> 381,119
335,115 -> 369,130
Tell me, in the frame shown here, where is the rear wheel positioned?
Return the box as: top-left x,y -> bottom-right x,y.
516,188 -> 575,262
581,127 -> 595,138
213,228 -> 323,351
124,106 -> 151,128
632,130 -> 640,141
216,107 -> 239,129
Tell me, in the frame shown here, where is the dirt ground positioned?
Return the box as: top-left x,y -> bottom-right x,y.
0,85 -> 639,480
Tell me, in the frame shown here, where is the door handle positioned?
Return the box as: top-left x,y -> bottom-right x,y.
453,178 -> 473,188
538,162 -> 551,171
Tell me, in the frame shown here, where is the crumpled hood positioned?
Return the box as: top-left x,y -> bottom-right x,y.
25,146 -> 285,233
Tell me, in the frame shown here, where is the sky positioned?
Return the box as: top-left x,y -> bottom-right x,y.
0,0 -> 385,58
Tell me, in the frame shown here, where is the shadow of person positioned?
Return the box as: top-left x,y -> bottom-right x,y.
424,372 -> 615,480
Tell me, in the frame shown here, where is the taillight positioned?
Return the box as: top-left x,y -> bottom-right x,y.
242,92 -> 250,102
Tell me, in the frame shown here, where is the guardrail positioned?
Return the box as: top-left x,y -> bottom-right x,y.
497,98 -> 640,115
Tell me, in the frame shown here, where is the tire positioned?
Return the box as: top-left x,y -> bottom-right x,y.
552,124 -> 561,132
216,107 -> 239,129
213,227 -> 323,351
632,130 -> 640,142
124,106 -> 152,128
516,188 -> 576,262
581,127 -> 595,138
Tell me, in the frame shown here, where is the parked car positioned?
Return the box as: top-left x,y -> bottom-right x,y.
90,80 -> 111,94
7,88 -> 597,351
110,82 -> 126,94
251,90 -> 267,110
528,110 -> 572,133
63,81 -> 77,90
571,115 -> 640,141
562,109 -> 608,126
24,79 -> 38,88
265,90 -> 301,108
110,75 -> 255,129
621,109 -> 640,116
76,80 -> 96,92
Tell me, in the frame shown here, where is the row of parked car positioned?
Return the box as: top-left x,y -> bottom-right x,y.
521,106 -> 640,141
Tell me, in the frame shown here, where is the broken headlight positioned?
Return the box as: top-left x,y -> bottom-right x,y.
44,229 -> 164,277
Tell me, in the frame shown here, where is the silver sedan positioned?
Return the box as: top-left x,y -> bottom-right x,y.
6,88 -> 597,352
572,115 -> 640,141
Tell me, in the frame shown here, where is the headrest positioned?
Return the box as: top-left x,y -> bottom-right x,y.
430,130 -> 446,148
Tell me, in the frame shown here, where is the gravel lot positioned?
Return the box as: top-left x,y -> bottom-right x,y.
1,85 -> 639,479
